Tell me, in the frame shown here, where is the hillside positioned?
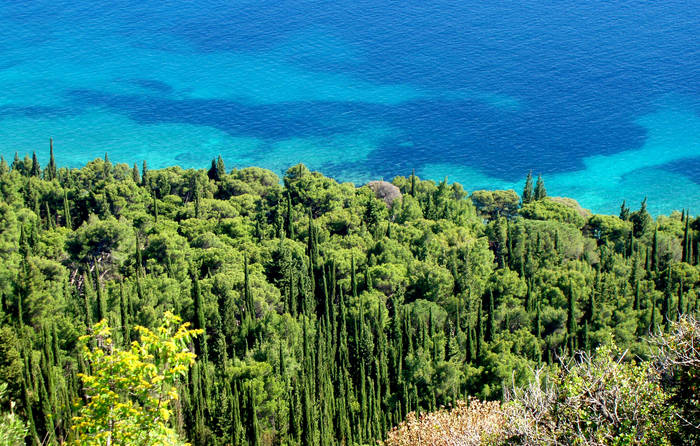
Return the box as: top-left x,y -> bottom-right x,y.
0,151 -> 698,445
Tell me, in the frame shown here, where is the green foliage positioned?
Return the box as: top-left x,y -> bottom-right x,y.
519,197 -> 587,228
0,155 -> 697,445
71,313 -> 200,445
470,189 -> 520,220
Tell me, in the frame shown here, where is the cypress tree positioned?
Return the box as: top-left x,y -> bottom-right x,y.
534,174 -> 547,200
535,299 -> 542,339
485,290 -> 495,342
216,155 -> 226,180
62,191 -> 72,229
244,256 -> 254,319
286,193 -> 295,239
301,378 -> 313,446
246,386 -> 261,446
288,380 -> 300,444
651,226 -> 659,274
663,267 -> 672,328
31,151 -> 40,177
152,194 -> 159,223
208,159 -> 218,181
582,320 -> 590,353
94,267 -> 106,322
47,138 -> 57,180
476,300 -> 483,359
191,267 -> 208,361
141,160 -> 149,187
82,272 -> 93,327
119,280 -> 130,344
131,163 -> 140,184
410,169 -> 416,197
682,216 -> 690,263
351,255 -> 357,297
231,382 -> 243,446
567,281 -> 577,354
678,277 -> 685,316
0,156 -> 8,175
522,170 -> 534,204
619,200 -> 630,221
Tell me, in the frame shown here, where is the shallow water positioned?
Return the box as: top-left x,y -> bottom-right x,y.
1,0 -> 699,214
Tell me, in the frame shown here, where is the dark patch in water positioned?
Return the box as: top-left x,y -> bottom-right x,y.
660,157 -> 700,186
130,79 -> 173,94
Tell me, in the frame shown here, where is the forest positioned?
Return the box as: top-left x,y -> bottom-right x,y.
0,145 -> 698,445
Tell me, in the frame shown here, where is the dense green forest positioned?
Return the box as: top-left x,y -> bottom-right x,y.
0,146 -> 698,445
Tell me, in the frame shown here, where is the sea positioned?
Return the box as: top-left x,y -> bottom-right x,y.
1,0 -> 699,215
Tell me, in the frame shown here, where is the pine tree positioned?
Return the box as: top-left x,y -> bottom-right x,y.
0,156 -> 8,175
522,170 -> 534,204
534,174 -> 547,200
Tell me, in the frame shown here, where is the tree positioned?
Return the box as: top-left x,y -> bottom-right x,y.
534,175 -> 546,201
71,313 -> 201,445
630,197 -> 653,236
30,152 -> 40,177
522,171 -> 534,205
131,163 -> 140,184
620,200 -> 630,221
46,139 -> 57,181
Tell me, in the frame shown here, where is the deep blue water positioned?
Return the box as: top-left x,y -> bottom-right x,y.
1,0 -> 699,214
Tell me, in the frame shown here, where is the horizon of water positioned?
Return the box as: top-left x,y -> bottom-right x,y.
1,1 -> 699,215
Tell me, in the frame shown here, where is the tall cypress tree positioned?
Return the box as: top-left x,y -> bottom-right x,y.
534,174 -> 547,200
31,152 -> 40,177
141,160 -> 149,187
216,155 -> 226,180
567,281 -> 577,354
119,280 -> 130,345
286,193 -> 295,239
47,138 -> 57,180
651,226 -> 659,274
522,171 -> 534,204
191,267 -> 208,361
131,162 -> 140,184
62,191 -> 72,229
246,386 -> 261,446
94,267 -> 106,322
485,290 -> 495,342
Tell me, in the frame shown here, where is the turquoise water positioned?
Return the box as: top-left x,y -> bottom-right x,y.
1,1 -> 699,214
